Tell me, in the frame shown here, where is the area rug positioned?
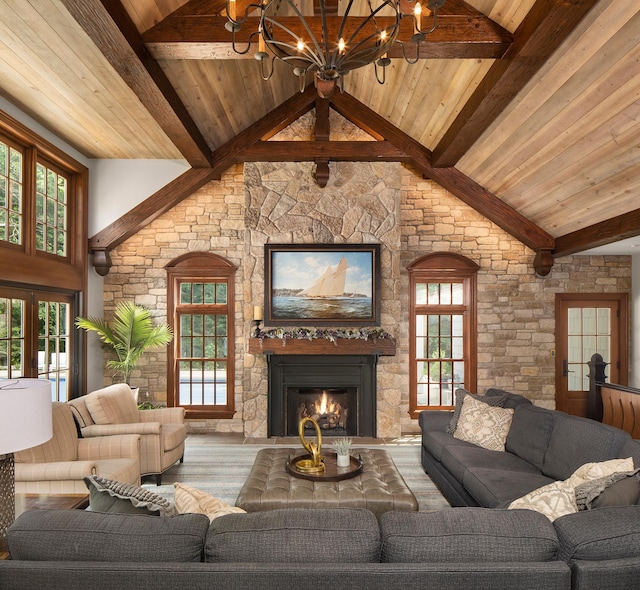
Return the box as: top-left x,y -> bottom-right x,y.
143,435 -> 450,511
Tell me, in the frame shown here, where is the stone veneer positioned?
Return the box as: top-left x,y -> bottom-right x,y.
102,111 -> 631,438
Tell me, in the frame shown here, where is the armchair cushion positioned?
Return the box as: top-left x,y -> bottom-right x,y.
162,423 -> 187,452
85,384 -> 139,425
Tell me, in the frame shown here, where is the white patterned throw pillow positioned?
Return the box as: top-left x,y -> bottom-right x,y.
453,394 -> 514,451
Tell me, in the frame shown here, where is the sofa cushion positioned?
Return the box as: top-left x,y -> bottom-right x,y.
380,508 -> 559,563
422,430 -> 471,462
85,384 -> 139,425
446,389 -> 507,434
7,509 -> 209,562
463,467 -> 555,508
506,405 -> 556,471
453,395 -> 514,452
554,506 -> 640,562
205,509 -> 380,563
542,414 -> 632,480
84,475 -> 175,516
441,442 -> 541,485
174,483 -> 246,522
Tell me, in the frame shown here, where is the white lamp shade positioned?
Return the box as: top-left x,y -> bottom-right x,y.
0,379 -> 53,455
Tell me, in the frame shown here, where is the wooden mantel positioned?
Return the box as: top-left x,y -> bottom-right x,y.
248,337 -> 396,356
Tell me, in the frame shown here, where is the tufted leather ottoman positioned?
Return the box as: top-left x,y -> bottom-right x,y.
235,447 -> 418,518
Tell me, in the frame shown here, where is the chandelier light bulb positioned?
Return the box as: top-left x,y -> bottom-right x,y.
228,0 -> 237,21
227,0 -> 446,95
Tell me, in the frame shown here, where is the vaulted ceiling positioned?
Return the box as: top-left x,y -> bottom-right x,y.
1,0 -> 639,274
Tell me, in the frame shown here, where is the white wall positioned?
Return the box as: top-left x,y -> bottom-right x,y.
88,159 -> 189,236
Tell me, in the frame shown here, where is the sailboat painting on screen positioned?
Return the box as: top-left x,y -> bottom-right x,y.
264,244 -> 381,327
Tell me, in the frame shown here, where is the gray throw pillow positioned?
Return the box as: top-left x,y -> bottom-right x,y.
446,389 -> 508,434
84,475 -> 175,516
575,472 -> 640,510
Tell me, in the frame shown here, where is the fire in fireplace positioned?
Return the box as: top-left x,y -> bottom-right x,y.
299,389 -> 349,431
289,387 -> 357,437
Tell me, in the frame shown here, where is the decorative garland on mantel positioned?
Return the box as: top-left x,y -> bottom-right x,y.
256,327 -> 394,346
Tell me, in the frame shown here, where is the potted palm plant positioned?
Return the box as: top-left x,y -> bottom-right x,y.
76,302 -> 173,399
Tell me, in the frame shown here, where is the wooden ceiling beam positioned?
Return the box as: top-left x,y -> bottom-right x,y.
554,209 -> 640,258
143,9 -> 512,60
61,0 -> 212,168
314,97 -> 331,186
330,91 -> 555,263
240,141 -> 408,161
431,0 -> 600,168
209,86 -> 317,177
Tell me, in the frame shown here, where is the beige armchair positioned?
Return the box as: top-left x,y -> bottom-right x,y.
15,402 -> 141,494
68,384 -> 186,485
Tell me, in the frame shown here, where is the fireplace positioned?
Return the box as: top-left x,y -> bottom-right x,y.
267,354 -> 378,437
289,387 -> 357,437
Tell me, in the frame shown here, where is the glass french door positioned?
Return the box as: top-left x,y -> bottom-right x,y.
0,286 -> 76,401
555,294 -> 628,417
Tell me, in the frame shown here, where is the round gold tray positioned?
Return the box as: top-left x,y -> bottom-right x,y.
286,452 -> 363,481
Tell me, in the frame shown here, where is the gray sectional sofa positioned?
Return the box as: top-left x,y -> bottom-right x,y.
419,389 -> 640,507
4,501 -> 640,590
420,389 -> 640,588
1,506 -> 570,590
4,390 -> 640,590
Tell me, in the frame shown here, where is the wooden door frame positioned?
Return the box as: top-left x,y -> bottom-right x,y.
555,293 -> 629,414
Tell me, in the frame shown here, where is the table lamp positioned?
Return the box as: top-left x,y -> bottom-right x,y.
0,379 -> 53,549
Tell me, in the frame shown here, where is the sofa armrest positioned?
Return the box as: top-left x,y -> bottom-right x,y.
77,434 -> 141,461
82,423 -> 161,437
554,506 -> 640,563
418,410 -> 453,433
15,461 -> 101,481
138,407 -> 185,424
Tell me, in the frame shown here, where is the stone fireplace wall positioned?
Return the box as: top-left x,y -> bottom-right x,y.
102,111 -> 632,439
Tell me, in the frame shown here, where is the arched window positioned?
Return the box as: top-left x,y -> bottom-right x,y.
166,253 -> 237,419
407,253 -> 479,418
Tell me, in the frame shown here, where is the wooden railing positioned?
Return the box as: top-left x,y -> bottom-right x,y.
589,353 -> 640,438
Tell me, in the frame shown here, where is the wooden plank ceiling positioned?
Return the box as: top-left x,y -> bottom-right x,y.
0,0 -> 639,273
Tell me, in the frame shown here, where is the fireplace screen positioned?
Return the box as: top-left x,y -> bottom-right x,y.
287,387 -> 358,437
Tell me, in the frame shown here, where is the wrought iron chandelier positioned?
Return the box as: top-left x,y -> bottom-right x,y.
225,0 -> 446,98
